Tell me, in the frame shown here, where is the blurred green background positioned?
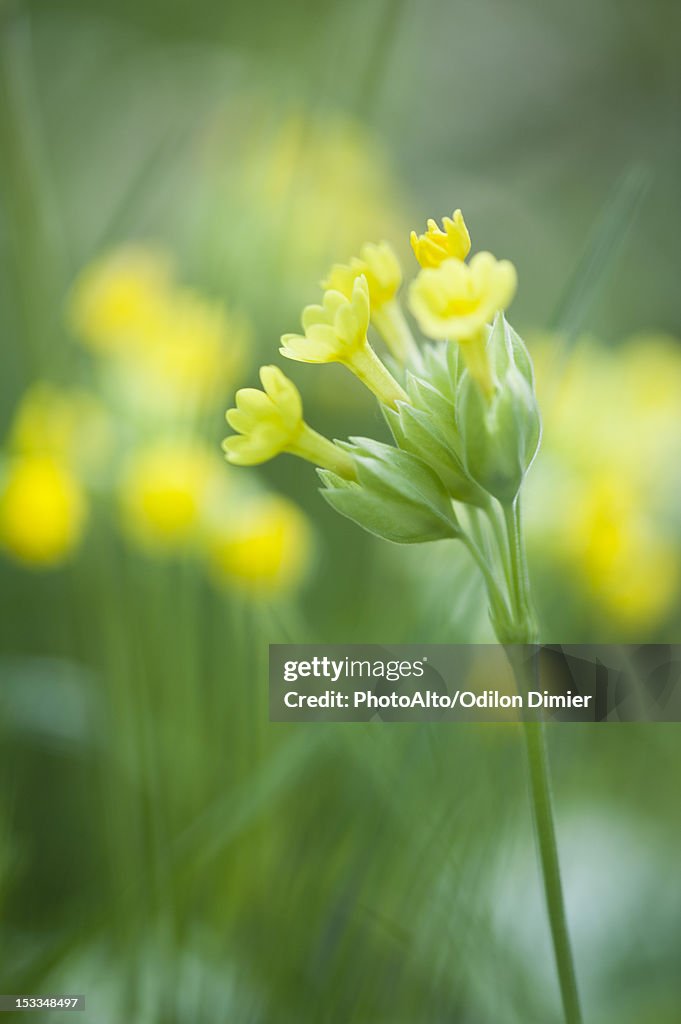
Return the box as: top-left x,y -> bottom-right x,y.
1,0 -> 680,1021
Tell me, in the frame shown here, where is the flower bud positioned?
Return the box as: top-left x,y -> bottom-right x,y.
456,315 -> 541,504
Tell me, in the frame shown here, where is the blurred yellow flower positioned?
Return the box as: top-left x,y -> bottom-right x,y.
323,242 -> 401,311
70,245 -> 249,417
207,494 -> 312,596
118,440 -> 222,553
125,290 -> 248,413
214,105 -> 407,278
410,210 -> 471,268
0,456 -> 87,566
224,366 -> 356,477
408,252 -> 517,343
527,334 -> 681,630
280,277 -> 407,406
69,246 -> 172,353
9,381 -> 112,473
567,476 -> 679,628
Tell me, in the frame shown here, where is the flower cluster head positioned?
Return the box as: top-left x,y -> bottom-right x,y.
224,206 -> 540,638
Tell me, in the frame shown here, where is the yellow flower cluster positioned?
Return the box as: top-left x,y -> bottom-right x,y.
117,438 -> 313,595
69,245 -> 249,414
527,334 -> 681,630
2,242 -> 313,596
225,208 -> 517,473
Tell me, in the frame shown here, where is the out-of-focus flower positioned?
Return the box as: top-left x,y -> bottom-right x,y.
564,475 -> 678,627
322,243 -> 420,365
323,242 -> 401,311
281,277 -> 407,406
69,245 -> 249,418
206,104 -> 407,280
224,366 -> 356,477
9,381 -> 112,474
527,334 -> 681,629
206,494 -> 312,596
68,246 -> 173,354
0,455 -> 87,566
118,440 -> 223,554
410,210 -> 471,268
121,290 -> 248,414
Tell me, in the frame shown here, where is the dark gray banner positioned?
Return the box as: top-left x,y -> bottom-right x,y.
269,644 -> 681,722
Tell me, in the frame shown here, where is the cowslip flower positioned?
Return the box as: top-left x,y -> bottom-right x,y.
0,455 -> 87,566
9,382 -> 113,476
118,441 -> 222,553
408,252 -> 517,394
410,209 -> 471,268
206,494 -> 312,596
122,290 -> 249,416
322,243 -> 420,365
224,365 -> 356,479
280,276 -> 408,407
69,245 -> 173,354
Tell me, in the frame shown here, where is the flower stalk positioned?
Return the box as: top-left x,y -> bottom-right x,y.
223,206 -> 584,1023
495,507 -> 583,1024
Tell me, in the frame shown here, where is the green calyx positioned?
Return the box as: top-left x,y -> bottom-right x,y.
456,314 -> 541,505
318,437 -> 460,545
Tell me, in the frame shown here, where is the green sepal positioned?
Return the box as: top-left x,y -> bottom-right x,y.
385,404 -> 486,506
418,344 -> 458,404
405,373 -> 460,447
318,439 -> 460,545
456,314 -> 541,504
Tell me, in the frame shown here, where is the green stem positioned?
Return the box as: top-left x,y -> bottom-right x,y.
372,298 -> 424,370
523,712 -> 583,1024
502,498 -> 525,623
347,341 -> 409,409
499,508 -> 584,1024
461,533 -> 510,627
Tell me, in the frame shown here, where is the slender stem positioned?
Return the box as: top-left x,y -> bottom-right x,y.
461,533 -> 510,626
523,714 -> 583,1024
347,341 -> 409,409
291,424 -> 357,480
500,508 -> 584,1024
484,496 -> 512,592
502,498 -> 525,623
372,299 -> 424,371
